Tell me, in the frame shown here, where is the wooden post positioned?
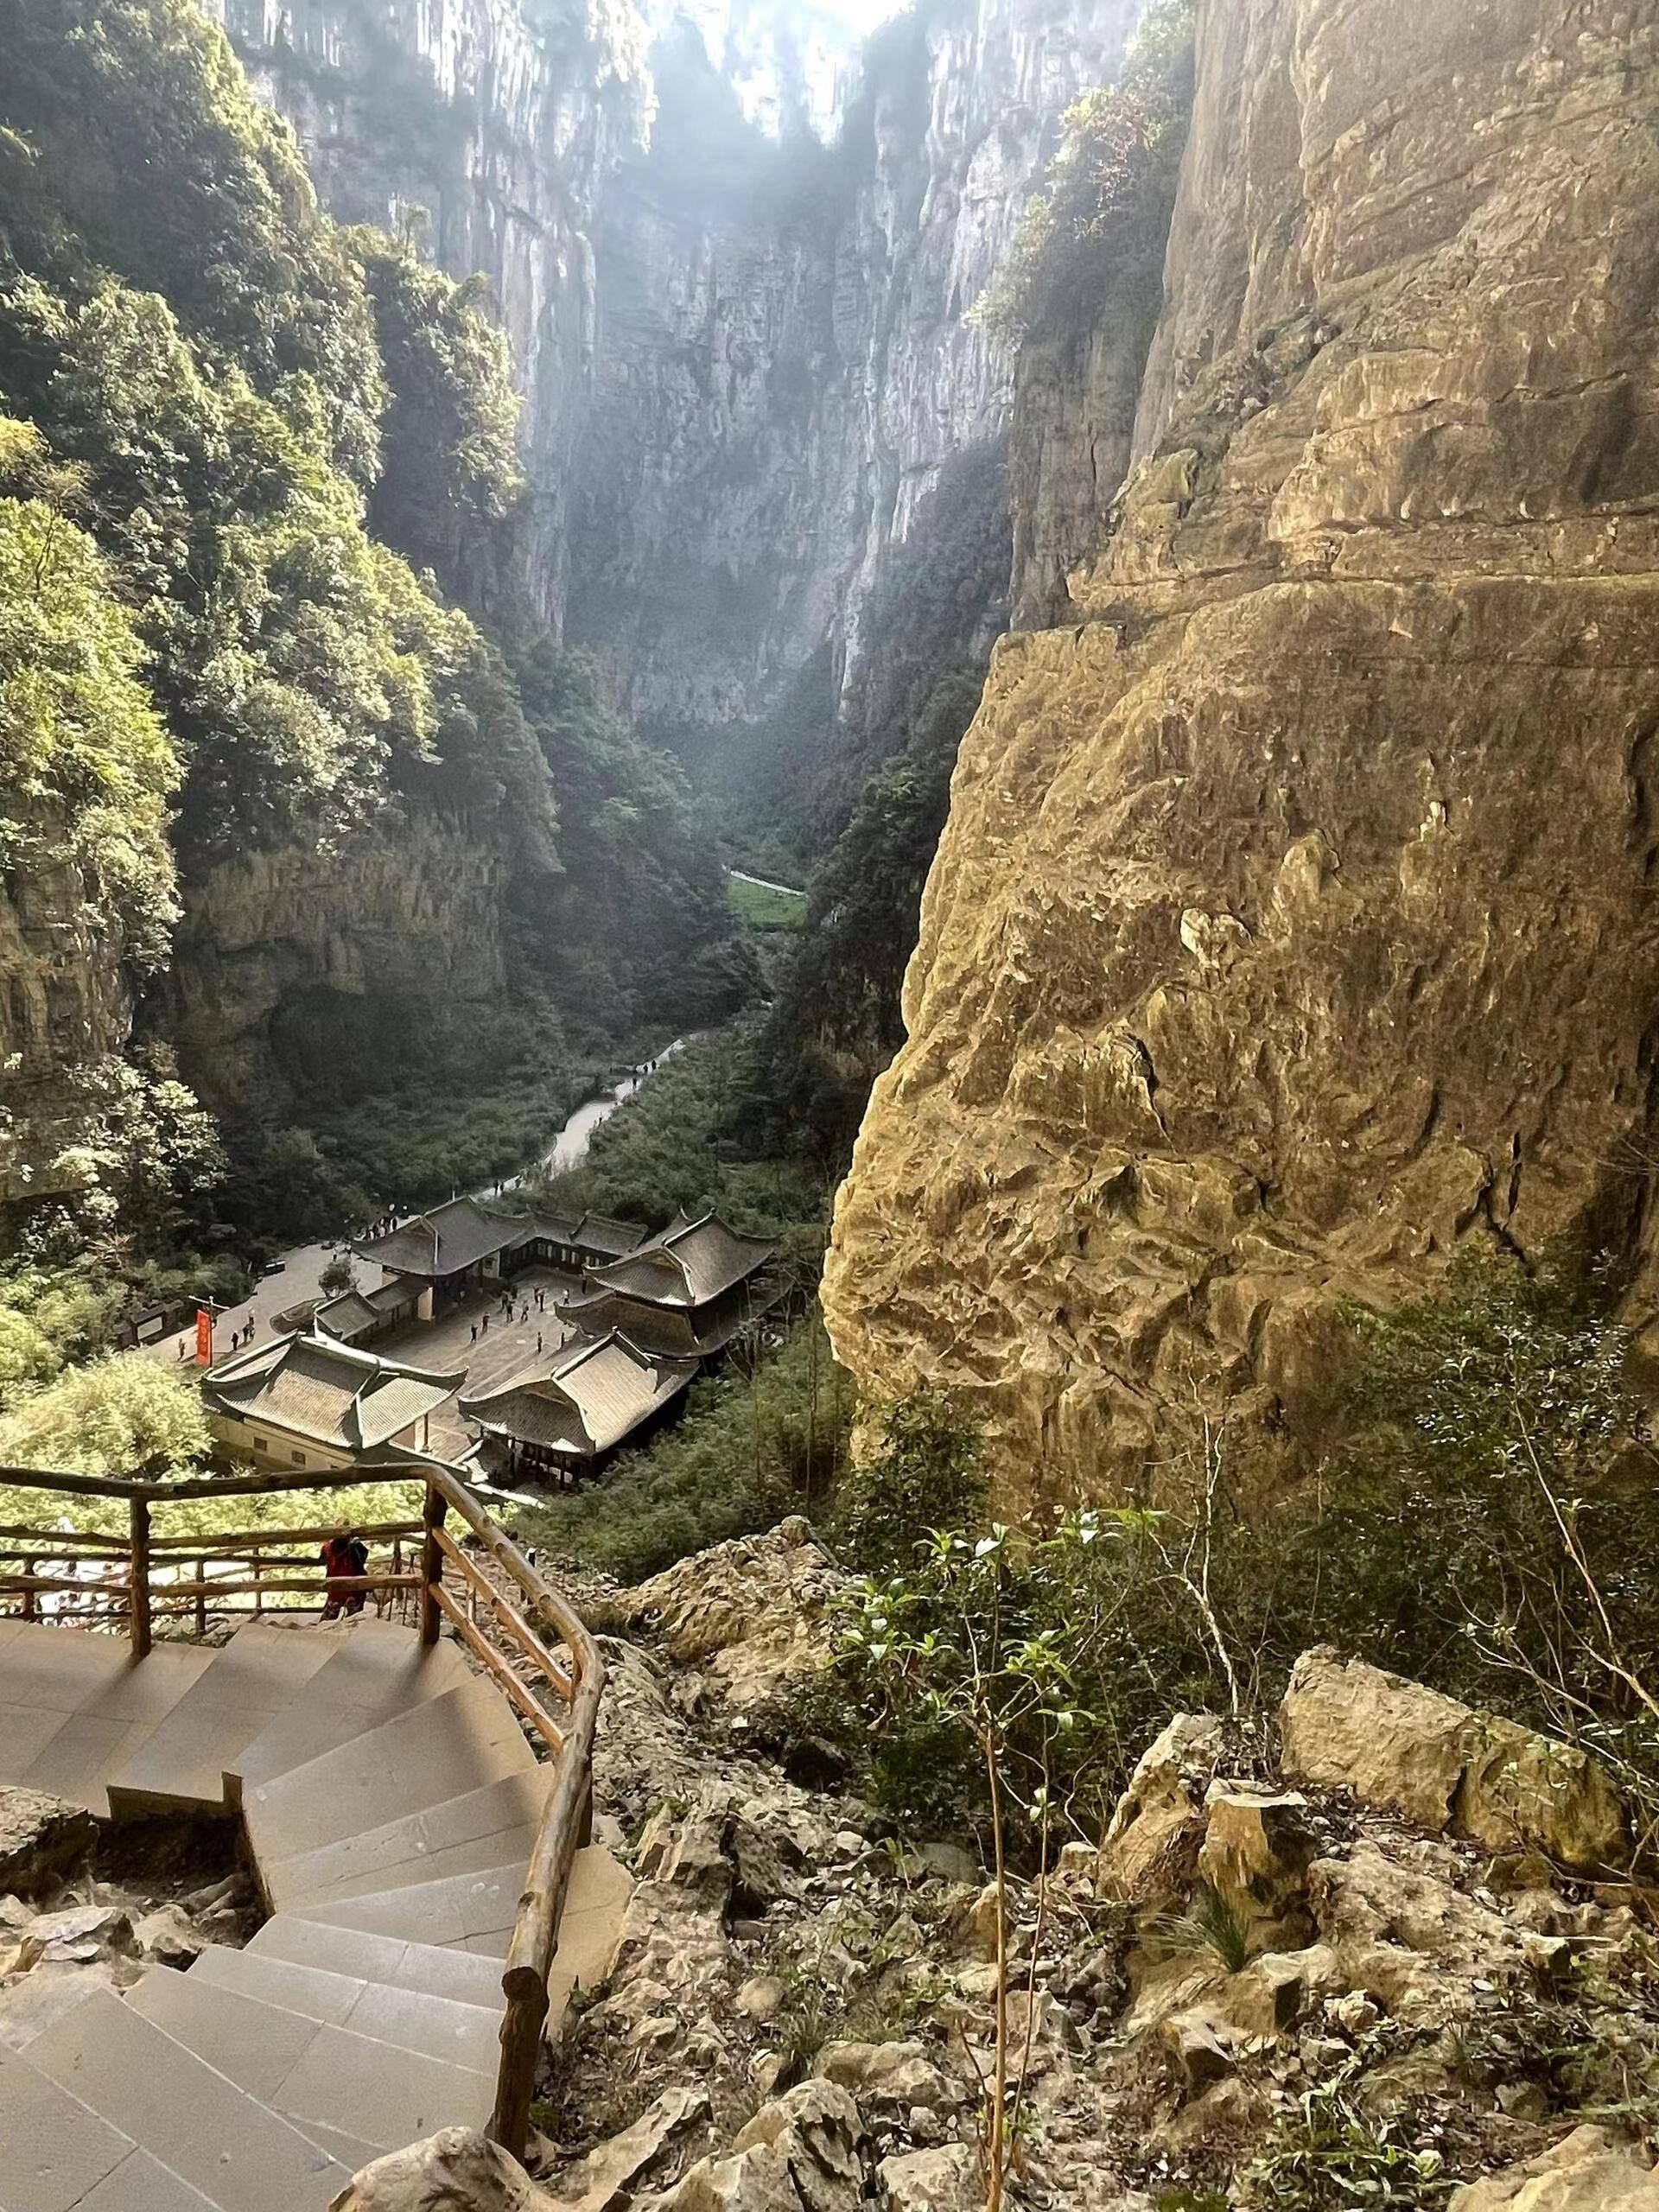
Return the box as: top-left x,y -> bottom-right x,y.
490,1976 -> 550,2162
420,1482 -> 448,1647
128,1497 -> 151,1659
21,1558 -> 35,1622
194,1557 -> 207,1639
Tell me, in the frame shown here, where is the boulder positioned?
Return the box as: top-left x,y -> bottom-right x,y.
736,1975 -> 788,2023
135,1904 -> 204,1968
879,2144 -> 978,2211
621,1522 -> 847,1720
0,1788 -> 96,1899
548,2088 -> 709,2212
1211,1944 -> 1343,2042
24,1903 -> 134,1961
1280,1650 -> 1625,1871
333,2126 -> 555,2209
1098,1716 -> 1226,1905
652,2082 -> 866,2212
817,2040 -> 956,2114
1197,1788 -> 1319,1953
1449,2125 -> 1659,2212
1157,2008 -> 1239,2094
1309,1842 -> 1562,2024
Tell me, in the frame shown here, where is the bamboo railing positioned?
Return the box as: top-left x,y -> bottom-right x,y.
0,1455 -> 603,2161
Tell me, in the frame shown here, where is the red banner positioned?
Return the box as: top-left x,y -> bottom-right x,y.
195,1308 -> 213,1365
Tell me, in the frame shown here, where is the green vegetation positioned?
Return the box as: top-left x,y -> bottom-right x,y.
727,874 -> 807,933
514,1308 -> 848,1584
804,1245 -> 1659,1859
0,0 -> 748,1260
740,441 -> 1010,1168
970,0 -> 1196,344
531,1026 -> 825,1259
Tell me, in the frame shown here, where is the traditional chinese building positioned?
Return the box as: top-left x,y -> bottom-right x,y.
556,1209 -> 783,1359
458,1331 -> 699,1484
351,1198 -> 644,1319
201,1331 -> 465,1472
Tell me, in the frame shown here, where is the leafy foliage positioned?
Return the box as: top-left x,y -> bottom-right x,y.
349,232 -> 524,601
835,1387 -> 988,1578
0,455 -> 177,965
971,0 -> 1196,344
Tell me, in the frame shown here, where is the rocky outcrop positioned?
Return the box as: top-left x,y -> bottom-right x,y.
0,837 -> 140,1206
222,0 -> 1136,747
1451,2129 -> 1659,2212
824,0 -> 1659,1500
0,1789 -> 94,1901
160,813 -> 512,1116
569,0 -> 1136,743
1281,1649 -> 1628,1873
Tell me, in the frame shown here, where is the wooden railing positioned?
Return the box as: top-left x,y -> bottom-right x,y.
0,1456 -> 604,2161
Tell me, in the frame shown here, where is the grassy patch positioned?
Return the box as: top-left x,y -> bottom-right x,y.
728,873 -> 807,933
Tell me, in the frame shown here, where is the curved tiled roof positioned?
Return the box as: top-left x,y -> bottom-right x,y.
459,1332 -> 697,1458
203,1332 -> 465,1453
584,1211 -> 776,1311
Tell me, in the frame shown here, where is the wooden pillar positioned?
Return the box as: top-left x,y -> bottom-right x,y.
194,1558 -> 207,1640
490,1975 -> 550,2162
129,1497 -> 152,1660
21,1558 -> 35,1623
420,1482 -> 448,1647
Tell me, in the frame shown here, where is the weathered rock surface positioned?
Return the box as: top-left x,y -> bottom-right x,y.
1281,1649 -> 1627,1871
620,1519 -> 846,1722
823,0 -> 1659,1502
0,1788 -> 96,1899
1450,2126 -> 1659,2212
334,2126 -> 556,2210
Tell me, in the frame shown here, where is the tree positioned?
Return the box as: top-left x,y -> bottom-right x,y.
318,1253 -> 357,1297
843,1517 -> 1109,2212
0,1354 -> 211,1481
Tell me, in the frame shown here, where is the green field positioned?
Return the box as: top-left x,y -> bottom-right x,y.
727,872 -> 808,932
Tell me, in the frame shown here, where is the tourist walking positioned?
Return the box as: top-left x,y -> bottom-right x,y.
320,1529 -> 369,1619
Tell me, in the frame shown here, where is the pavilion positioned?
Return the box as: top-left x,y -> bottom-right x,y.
350,1197 -> 648,1320
457,1331 -> 699,1484
201,1330 -> 466,1472
556,1209 -> 783,1359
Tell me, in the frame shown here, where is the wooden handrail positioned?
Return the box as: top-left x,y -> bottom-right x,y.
0,1452 -> 602,2164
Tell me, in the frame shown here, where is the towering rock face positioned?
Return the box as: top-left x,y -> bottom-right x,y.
824,0 -> 1659,1504
568,0 -> 1135,744
208,0 -> 653,625
217,0 -> 1136,736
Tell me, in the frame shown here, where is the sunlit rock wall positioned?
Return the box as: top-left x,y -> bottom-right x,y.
824,0 -> 1659,1506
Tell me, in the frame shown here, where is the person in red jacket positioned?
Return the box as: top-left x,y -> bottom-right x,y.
320,1529 -> 369,1618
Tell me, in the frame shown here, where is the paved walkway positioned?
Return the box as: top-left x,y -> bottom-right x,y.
397,1268 -> 582,1456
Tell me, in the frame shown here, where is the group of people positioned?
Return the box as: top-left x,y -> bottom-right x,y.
319,1529 -> 371,1618
467,1281 -> 552,1350
361,1210 -> 400,1240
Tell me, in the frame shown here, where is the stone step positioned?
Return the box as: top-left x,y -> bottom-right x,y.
127,1966 -> 494,2156
264,1767 -> 552,1910
245,1914 -> 508,2010
0,1627 -> 216,1819
0,2037 -> 214,2211
242,1679 -> 539,1871
22,1986 -> 352,2211
189,1943 -> 504,2072
225,1622 -> 470,1804
297,1844 -> 631,1984
105,1625 -> 340,1818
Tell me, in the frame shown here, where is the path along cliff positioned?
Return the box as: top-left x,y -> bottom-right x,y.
823,0 -> 1659,1505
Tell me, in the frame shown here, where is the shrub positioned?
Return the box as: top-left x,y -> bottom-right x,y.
970,0 -> 1195,345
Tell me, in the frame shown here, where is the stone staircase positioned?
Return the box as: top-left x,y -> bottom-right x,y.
0,1615 -> 629,2212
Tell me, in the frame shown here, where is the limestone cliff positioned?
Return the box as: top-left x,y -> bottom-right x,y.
824,0 -> 1659,1503
219,0 -> 1137,741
